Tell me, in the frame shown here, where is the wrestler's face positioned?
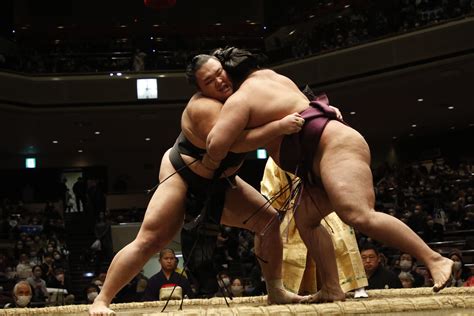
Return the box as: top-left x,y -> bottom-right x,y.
195,57 -> 233,102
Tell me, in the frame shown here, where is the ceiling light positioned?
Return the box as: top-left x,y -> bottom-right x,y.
150,36 -> 153,40
109,73 -> 114,76
116,72 -> 122,76
215,22 -> 222,26
145,137 -> 151,141
78,149 -> 83,153
309,15 -> 315,19
289,29 -> 296,35
350,111 -> 356,115
12,30 -> 15,33
344,4 -> 351,8
57,25 -> 64,29
94,131 -> 101,135
153,24 -> 160,27
417,98 -> 424,102
120,24 -> 127,28
411,124 -> 417,128
52,140 -> 59,144
448,106 -> 454,110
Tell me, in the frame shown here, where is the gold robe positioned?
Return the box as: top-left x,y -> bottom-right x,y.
261,158 -> 368,293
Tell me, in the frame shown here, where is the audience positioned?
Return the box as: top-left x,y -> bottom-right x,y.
214,271 -> 232,298
360,243 -> 402,290
230,277 -> 245,297
26,265 -> 49,306
142,248 -> 193,301
84,284 -> 100,304
449,249 -> 472,287
1,1 -> 472,74
0,156 -> 472,306
4,281 -> 32,308
395,253 -> 425,287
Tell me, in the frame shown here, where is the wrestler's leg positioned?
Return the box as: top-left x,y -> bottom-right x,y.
294,190 -> 345,303
221,176 -> 303,304
89,149 -> 187,315
298,253 -> 316,295
315,124 -> 453,292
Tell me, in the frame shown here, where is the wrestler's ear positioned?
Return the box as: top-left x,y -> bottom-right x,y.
302,85 -> 316,101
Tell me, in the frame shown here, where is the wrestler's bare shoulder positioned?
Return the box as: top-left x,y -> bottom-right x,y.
243,70 -> 302,96
186,93 -> 222,113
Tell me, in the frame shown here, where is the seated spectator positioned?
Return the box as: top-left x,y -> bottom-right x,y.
243,279 -> 257,296
143,249 -> 193,301
4,280 -> 33,308
26,265 -> 49,306
41,253 -> 57,285
48,268 -> 71,291
230,277 -> 245,297
413,264 -> 433,287
214,271 -> 232,298
47,268 -> 75,306
29,250 -> 41,267
52,250 -> 66,269
449,250 -> 472,287
16,253 -> 32,280
399,271 -> 415,288
396,253 -> 425,287
84,284 -> 100,304
360,243 -> 402,289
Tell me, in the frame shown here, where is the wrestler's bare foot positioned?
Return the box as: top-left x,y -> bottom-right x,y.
89,299 -> 116,316
429,256 -> 454,292
301,288 -> 345,304
267,288 -> 306,305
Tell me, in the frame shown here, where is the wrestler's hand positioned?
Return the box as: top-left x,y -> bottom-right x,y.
202,153 -> 221,171
329,106 -> 343,120
279,113 -> 305,135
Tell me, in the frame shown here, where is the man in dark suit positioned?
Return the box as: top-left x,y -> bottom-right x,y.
360,244 -> 402,290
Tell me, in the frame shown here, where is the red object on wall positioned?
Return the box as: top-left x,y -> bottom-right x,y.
144,0 -> 176,10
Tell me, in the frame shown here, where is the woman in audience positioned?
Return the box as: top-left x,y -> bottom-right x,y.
449,250 -> 472,287
26,265 -> 49,306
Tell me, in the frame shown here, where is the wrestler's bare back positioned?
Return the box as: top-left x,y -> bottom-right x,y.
225,70 -> 310,161
211,69 -> 365,170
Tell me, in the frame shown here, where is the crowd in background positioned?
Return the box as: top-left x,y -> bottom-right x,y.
0,0 -> 472,74
270,0 -> 474,61
0,156 -> 472,307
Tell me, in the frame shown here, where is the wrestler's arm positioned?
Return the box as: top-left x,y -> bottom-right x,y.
205,95 -> 250,167
231,112 -> 303,153
189,97 -> 300,153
